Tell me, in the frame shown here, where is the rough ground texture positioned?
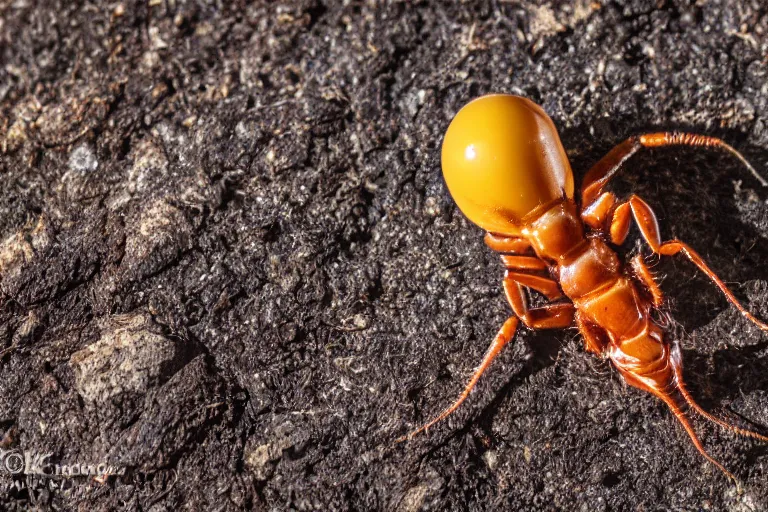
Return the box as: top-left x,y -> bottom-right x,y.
1,0 -> 768,510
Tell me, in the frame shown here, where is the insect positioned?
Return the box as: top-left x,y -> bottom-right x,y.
399,94 -> 768,482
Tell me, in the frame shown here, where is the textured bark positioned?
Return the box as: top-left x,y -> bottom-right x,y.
1,0 -> 768,509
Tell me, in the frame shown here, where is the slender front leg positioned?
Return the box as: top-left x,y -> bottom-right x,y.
611,194 -> 768,331
397,317 -> 519,441
582,190 -> 617,231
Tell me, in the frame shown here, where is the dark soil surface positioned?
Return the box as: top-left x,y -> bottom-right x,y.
2,0 -> 768,510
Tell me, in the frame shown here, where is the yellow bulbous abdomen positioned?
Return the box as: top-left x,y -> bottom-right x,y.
441,94 -> 575,235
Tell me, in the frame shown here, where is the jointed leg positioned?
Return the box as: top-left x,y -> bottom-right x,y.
397,316 -> 519,441
501,251 -> 572,326
580,132 -> 767,213
581,137 -> 643,208
397,243 -> 574,441
503,276 -> 574,329
630,254 -> 664,307
575,312 -> 609,356
612,195 -> 768,331
582,190 -> 617,231
499,249 -> 563,301
397,235 -> 567,441
500,255 -> 548,271
485,233 -> 532,254
504,271 -> 563,301
486,233 -> 563,298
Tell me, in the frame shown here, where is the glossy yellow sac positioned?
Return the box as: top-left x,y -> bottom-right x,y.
441,94 -> 574,235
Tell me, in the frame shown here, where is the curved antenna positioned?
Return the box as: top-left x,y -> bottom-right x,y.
581,131 -> 768,209
639,133 -> 768,187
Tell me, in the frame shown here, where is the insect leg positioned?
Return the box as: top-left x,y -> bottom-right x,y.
501,250 -> 572,327
575,312 -> 609,356
503,271 -> 563,301
396,316 -> 519,442
629,254 -> 664,307
580,132 -> 766,213
619,194 -> 768,331
503,275 -> 574,329
581,190 -> 617,232
500,255 -> 548,271
484,233 -> 532,253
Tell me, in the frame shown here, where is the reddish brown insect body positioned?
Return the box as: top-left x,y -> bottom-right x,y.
400,95 -> 768,482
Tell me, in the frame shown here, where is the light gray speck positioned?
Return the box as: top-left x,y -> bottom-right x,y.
68,143 -> 98,173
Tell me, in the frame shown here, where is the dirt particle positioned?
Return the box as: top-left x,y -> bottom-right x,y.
69,314 -> 182,403
68,143 -> 98,174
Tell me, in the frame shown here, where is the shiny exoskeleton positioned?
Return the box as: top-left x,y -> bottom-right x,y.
400,94 -> 768,482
